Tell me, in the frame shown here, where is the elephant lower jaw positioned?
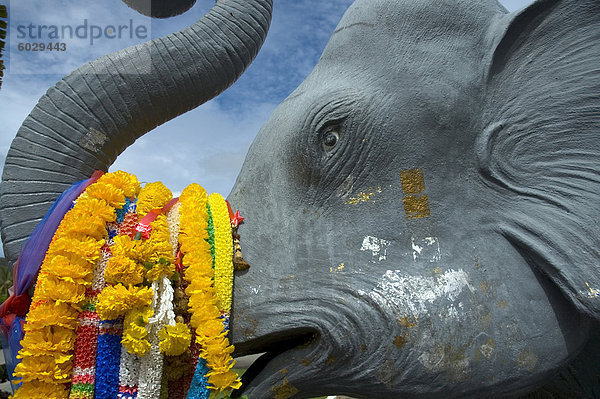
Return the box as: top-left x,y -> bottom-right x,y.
231,327 -> 320,398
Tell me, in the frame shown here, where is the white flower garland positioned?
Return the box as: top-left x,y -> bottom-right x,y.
167,203 -> 181,258
118,349 -> 140,399
91,246 -> 111,290
137,275 -> 176,398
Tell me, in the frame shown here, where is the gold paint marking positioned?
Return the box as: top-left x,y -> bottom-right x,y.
375,358 -> 395,388
474,250 -> 482,270
517,349 -> 538,372
481,311 -> 492,328
271,377 -> 300,399
497,300 -> 507,308
330,263 -> 345,273
400,168 -> 426,194
344,187 -> 382,205
301,358 -> 311,366
433,267 -> 442,274
280,368 -> 288,375
398,316 -> 418,328
394,334 -> 408,349
403,195 -> 431,219
585,282 -> 600,298
421,344 -> 470,382
244,318 -> 259,339
479,280 -> 491,297
327,356 -> 335,365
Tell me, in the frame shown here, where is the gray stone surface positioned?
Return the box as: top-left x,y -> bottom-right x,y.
228,0 -> 600,397
1,0 -> 599,398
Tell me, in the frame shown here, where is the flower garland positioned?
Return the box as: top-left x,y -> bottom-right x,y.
70,196 -> 137,399
92,177 -> 141,399
100,182 -> 173,399
163,202 -> 200,398
68,246 -> 107,399
114,200 -> 142,399
11,171 -> 140,399
95,318 -> 123,398
135,183 -> 176,399
208,193 -> 234,316
10,172 -> 245,399
180,185 -> 241,396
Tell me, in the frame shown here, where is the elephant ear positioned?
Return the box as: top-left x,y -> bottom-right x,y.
478,0 -> 600,319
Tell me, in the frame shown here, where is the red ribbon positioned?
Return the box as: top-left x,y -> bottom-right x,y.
0,293 -> 30,319
134,197 -> 180,239
174,249 -> 183,273
225,200 -> 244,227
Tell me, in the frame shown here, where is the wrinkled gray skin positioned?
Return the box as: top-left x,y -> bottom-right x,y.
1,0 -> 599,398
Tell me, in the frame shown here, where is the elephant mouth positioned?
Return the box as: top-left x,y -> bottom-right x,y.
231,327 -> 319,397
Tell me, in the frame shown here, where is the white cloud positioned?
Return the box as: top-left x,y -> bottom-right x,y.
110,99 -> 276,196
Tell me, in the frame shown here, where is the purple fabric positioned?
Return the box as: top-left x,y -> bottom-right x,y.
12,175 -> 97,296
0,170 -> 104,392
1,316 -> 24,392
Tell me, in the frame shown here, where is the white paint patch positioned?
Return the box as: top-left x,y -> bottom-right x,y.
251,285 -> 262,295
363,269 -> 474,318
411,236 -> 441,262
361,236 -> 391,261
446,303 -> 460,319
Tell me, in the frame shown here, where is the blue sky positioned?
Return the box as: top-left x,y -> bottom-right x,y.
0,0 -> 533,257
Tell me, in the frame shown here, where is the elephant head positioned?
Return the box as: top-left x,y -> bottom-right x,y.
1,0 -> 599,398
228,0 -> 600,397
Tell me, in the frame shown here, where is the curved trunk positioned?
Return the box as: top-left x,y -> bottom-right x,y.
122,0 -> 198,18
0,0 -> 273,263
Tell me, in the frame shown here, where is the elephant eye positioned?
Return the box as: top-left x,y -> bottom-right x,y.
321,125 -> 340,152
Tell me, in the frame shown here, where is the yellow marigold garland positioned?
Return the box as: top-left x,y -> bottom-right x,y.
121,306 -> 154,356
98,181 -> 174,357
12,171 -> 141,399
207,193 -> 234,314
179,184 -> 241,393
96,284 -> 153,320
13,173 -> 243,398
136,181 -> 173,217
158,322 -> 192,356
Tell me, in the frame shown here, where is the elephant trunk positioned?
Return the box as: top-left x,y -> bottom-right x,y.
0,0 -> 273,264
122,0 -> 199,18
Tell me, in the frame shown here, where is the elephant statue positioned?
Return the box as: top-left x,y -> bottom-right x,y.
1,0 -> 599,398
